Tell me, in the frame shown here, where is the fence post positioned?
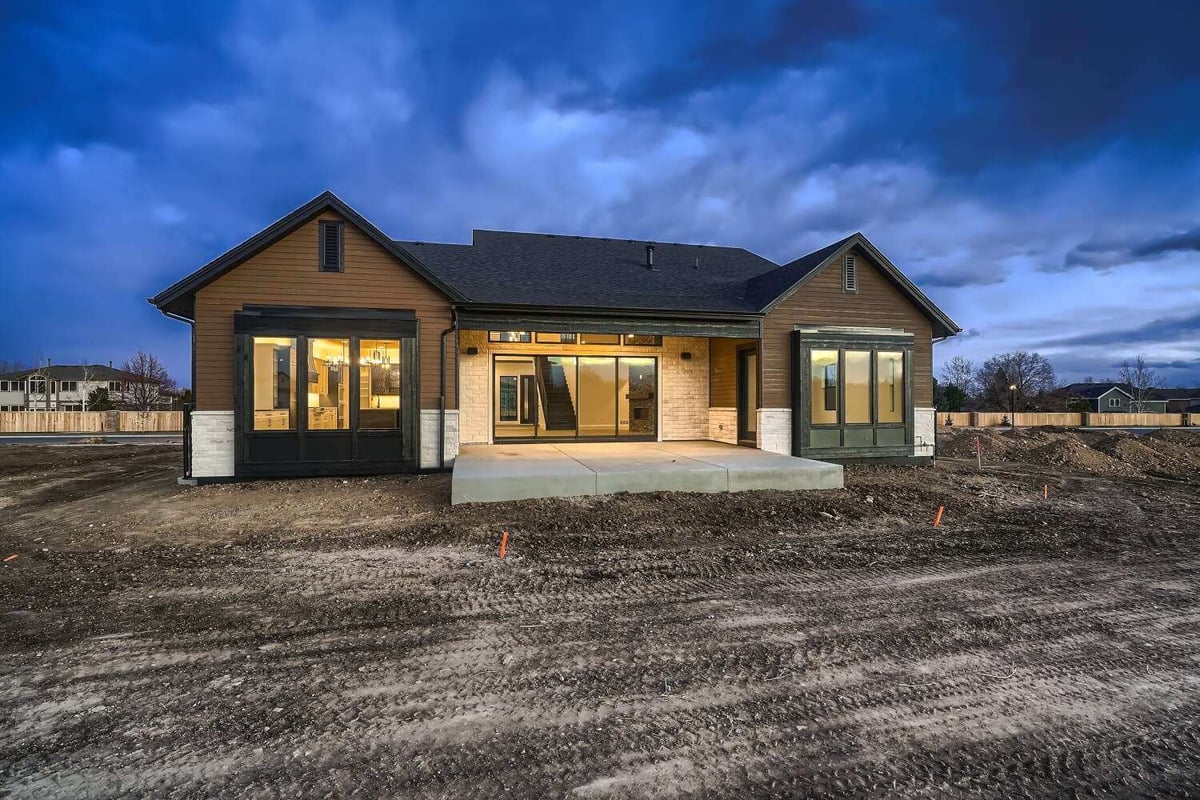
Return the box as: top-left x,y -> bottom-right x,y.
969,412 -> 978,427
1081,411 -> 1091,428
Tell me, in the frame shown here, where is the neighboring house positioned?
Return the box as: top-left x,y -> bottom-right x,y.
1063,382 -> 1168,413
150,191 -> 960,481
1148,388 -> 1200,414
0,364 -> 144,411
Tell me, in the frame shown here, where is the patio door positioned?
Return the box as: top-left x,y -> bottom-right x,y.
492,354 -> 657,441
737,346 -> 758,446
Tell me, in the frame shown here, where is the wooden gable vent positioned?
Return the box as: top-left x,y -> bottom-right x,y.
319,220 -> 344,272
843,253 -> 857,292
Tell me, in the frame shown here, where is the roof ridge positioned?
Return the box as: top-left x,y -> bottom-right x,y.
470,227 -> 757,252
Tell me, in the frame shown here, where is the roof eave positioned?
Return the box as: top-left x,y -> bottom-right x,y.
149,191 -> 465,320
757,233 -> 962,339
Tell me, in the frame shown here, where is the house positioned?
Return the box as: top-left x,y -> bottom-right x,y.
150,191 -> 960,482
1063,382 -> 1168,413
1149,388 -> 1200,414
0,364 -> 143,411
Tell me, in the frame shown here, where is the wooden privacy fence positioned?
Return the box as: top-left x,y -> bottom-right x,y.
0,411 -> 183,433
937,411 -> 1194,428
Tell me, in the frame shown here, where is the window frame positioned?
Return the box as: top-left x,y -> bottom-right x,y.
319,220 -> 345,273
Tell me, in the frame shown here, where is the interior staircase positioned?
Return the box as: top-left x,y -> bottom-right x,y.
536,358 -> 576,432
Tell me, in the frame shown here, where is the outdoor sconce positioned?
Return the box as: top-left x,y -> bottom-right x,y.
680,351 -> 692,360
464,346 -> 479,356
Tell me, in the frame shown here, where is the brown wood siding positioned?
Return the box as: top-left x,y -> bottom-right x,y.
194,212 -> 454,411
708,337 -> 756,407
761,247 -> 933,408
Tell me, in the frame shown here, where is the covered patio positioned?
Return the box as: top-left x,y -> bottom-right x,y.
450,440 -> 843,504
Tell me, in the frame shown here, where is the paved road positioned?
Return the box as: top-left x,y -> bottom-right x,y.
0,434 -> 182,446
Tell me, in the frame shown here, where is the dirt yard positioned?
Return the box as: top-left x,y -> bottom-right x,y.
2,429 -> 1199,798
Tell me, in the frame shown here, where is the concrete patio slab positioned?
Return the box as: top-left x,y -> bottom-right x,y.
555,442 -> 730,495
451,443 -> 596,504
451,440 -> 843,504
657,441 -> 845,492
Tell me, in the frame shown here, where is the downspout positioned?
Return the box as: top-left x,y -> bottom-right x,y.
439,309 -> 458,469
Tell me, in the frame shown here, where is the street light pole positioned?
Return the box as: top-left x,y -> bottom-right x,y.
1009,383 -> 1017,432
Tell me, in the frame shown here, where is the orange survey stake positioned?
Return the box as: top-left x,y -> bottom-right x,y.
933,506 -> 944,527
499,531 -> 509,559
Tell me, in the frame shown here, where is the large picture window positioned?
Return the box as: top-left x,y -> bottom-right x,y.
811,350 -> 838,424
876,351 -> 904,423
308,338 -> 350,430
845,351 -> 871,424
252,337 -> 297,430
359,339 -> 402,429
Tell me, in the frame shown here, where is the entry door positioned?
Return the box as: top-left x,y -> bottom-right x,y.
737,347 -> 758,445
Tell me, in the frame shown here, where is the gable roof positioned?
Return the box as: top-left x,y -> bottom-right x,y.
0,364 -> 141,382
151,191 -> 960,337
1063,383 -> 1134,399
149,191 -> 465,320
396,230 -> 779,315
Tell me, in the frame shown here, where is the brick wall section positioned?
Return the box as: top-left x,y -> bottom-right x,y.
757,409 -> 791,455
914,407 -> 935,458
458,330 -> 491,445
456,332 -> 709,443
708,408 -> 738,444
190,411 -> 234,478
660,337 -> 709,440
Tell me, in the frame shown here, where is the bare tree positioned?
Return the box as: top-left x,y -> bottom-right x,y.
939,355 -> 976,396
119,352 -> 177,411
0,359 -> 30,374
1119,354 -> 1164,412
974,351 -> 1057,410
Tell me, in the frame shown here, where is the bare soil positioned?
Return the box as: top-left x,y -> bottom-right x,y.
2,433 -> 1199,798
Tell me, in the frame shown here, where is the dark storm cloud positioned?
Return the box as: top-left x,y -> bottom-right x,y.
626,0 -> 867,102
1063,225 -> 1200,270
1047,311 -> 1200,348
1,0 -> 1199,382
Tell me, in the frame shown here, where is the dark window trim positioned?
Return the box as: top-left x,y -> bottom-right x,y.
319,220 -> 345,272
490,353 -> 659,442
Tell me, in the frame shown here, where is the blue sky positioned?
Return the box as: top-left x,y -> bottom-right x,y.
2,0 -> 1199,386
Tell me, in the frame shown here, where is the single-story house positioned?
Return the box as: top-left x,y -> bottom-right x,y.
150,191 -> 960,481
1149,388 -> 1200,414
1062,382 -> 1169,413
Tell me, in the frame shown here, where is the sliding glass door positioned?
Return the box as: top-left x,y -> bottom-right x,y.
492,354 -> 657,441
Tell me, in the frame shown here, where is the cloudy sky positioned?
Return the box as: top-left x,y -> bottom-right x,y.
2,0 -> 1199,386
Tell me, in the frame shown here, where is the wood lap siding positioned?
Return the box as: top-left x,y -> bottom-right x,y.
761,247 -> 934,408
194,213 -> 454,411
709,337 -> 756,407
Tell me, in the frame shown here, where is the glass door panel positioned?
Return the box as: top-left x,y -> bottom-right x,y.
535,356 -> 578,437
495,357 -> 538,439
618,357 -> 657,437
577,357 -> 617,437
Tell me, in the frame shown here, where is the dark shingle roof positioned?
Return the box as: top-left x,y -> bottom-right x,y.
0,364 -> 140,382
396,230 -> 781,313
742,234 -> 856,309
1063,383 -> 1133,399
149,192 -> 960,337
1149,388 -> 1200,400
